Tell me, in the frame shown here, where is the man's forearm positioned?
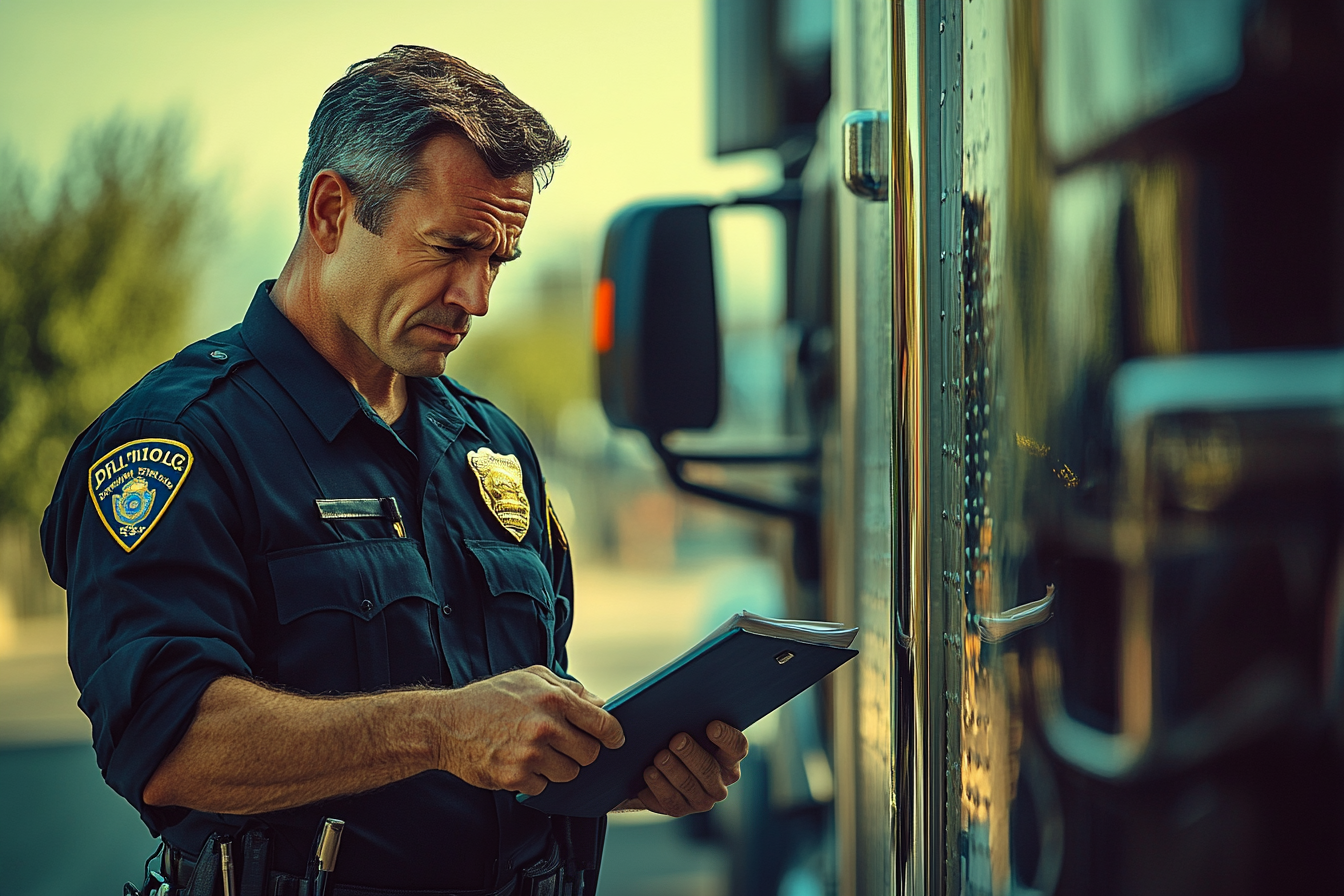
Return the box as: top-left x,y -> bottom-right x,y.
142,675 -> 440,814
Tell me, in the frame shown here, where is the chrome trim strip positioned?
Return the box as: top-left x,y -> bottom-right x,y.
893,1 -> 929,893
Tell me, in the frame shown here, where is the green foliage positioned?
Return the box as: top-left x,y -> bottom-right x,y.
0,115 -> 203,529
447,265 -> 594,442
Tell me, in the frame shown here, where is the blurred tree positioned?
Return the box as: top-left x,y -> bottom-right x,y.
0,115 -> 204,614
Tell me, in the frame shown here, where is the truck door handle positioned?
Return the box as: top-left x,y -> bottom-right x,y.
971,585 -> 1055,643
841,110 -> 889,201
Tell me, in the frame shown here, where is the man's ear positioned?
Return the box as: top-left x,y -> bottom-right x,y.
306,170 -> 354,255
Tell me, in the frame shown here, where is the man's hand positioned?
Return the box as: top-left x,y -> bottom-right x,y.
436,665 -> 625,795
614,721 -> 748,817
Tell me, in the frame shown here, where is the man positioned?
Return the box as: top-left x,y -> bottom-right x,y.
42,46 -> 747,896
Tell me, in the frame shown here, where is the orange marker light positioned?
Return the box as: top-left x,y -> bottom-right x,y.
593,278 -> 615,354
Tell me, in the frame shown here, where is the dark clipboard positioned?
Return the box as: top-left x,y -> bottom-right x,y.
518,619 -> 858,817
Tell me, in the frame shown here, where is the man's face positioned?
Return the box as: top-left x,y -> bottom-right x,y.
326,133 -> 533,378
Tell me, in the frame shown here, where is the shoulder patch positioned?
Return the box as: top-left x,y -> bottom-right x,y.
87,439 -> 194,552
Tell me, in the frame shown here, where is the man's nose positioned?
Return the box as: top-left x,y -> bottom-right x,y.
447,264 -> 491,316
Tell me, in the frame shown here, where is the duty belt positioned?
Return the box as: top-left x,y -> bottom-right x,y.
161,839 -> 562,896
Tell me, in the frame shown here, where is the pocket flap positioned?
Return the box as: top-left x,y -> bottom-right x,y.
268,539 -> 435,624
464,539 -> 553,609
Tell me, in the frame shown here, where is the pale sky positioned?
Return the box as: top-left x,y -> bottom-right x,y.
0,0 -> 777,337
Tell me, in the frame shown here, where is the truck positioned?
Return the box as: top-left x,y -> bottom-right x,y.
592,0 -> 1344,894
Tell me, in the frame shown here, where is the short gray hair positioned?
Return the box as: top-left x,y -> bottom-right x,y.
299,45 -> 569,235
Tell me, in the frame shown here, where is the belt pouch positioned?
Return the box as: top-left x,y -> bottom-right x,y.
518,842 -> 562,896
185,834 -> 222,896
239,830 -> 271,896
267,872 -> 300,896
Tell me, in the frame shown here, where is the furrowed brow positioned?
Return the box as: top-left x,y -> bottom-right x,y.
426,231 -> 521,263
428,233 -> 493,251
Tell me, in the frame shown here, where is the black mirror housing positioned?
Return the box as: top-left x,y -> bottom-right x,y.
595,202 -> 721,437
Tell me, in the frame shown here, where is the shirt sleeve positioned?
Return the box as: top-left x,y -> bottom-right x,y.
44,416 -> 254,834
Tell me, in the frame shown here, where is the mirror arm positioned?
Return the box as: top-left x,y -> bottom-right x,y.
728,182 -> 803,211
652,436 -> 819,522
658,446 -> 818,465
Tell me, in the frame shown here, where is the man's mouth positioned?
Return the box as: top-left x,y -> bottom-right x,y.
419,323 -> 469,341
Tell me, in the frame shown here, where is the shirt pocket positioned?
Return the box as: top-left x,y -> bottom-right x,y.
464,539 -> 557,675
267,539 -> 437,693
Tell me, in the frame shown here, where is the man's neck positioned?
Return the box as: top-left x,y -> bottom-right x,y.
270,251 -> 407,425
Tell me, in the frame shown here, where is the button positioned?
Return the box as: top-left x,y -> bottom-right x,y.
441,603 -> 453,617
360,599 -> 374,613
209,350 -> 228,362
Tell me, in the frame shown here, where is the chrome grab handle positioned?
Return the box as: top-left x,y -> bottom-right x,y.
972,585 -> 1055,643
841,110 -> 890,201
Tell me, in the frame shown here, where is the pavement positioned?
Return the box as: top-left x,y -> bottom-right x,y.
0,559 -> 757,896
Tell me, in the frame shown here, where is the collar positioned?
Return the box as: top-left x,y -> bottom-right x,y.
239,281 -> 484,444
410,374 -> 489,444
240,282 -> 362,442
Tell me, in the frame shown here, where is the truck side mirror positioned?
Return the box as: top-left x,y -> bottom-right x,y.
594,202 -> 721,437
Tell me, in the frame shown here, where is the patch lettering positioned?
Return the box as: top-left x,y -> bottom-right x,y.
88,438 -> 194,552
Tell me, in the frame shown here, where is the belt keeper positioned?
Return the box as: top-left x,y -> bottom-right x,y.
240,829 -> 272,896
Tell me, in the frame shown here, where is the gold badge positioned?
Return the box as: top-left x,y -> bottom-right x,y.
467,448 -> 530,541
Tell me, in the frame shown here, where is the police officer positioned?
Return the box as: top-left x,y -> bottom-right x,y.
42,45 -> 748,896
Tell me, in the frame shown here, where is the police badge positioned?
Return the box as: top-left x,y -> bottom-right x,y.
88,438 -> 194,552
467,447 -> 530,541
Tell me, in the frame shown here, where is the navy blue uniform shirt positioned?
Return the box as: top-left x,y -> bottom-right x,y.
42,282 -> 576,891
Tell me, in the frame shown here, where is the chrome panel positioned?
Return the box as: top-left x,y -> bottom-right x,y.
951,0 -> 1344,892
1041,0 -> 1251,162
891,0 -> 931,893
956,0 -> 1052,892
831,1 -> 896,895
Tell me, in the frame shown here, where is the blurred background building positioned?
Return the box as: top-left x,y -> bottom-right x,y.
0,3 -> 794,894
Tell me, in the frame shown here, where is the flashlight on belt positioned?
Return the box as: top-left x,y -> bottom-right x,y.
220,839 -> 236,896
311,818 -> 345,896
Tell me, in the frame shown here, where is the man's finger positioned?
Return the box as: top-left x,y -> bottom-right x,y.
642,765 -> 692,817
528,665 -> 583,693
706,722 -> 747,783
633,787 -> 666,816
536,746 -> 583,784
515,773 -> 550,797
542,719 -> 602,767
707,721 -> 749,761
529,667 -> 612,712
667,738 -> 728,802
562,692 -> 625,749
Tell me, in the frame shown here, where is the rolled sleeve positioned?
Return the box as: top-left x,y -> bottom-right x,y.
54,418 -> 255,834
